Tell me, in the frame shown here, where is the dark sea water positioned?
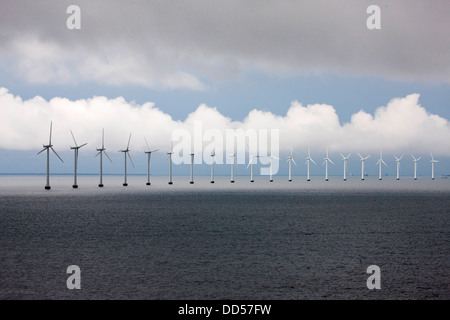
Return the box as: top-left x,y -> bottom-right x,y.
0,175 -> 449,299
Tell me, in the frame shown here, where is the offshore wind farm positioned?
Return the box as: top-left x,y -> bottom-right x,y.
1,1 -> 449,303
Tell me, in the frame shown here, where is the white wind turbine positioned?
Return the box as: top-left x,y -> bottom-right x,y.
166,142 -> 174,185
95,128 -> 112,187
247,154 -> 259,182
394,155 -> 403,180
229,151 -> 237,183
69,130 -> 87,189
268,152 -> 280,182
357,153 -> 371,181
210,149 -> 216,183
340,153 -> 351,181
376,151 -> 388,181
430,153 -> 439,180
189,151 -> 198,184
119,132 -> 134,186
411,154 -> 422,180
287,147 -> 297,182
37,122 -> 64,190
305,146 -> 316,181
144,137 -> 159,185
322,149 -> 334,181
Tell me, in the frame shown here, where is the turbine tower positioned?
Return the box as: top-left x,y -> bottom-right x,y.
411,154 -> 421,180
189,151 -> 197,184
37,122 -> 64,190
357,153 -> 371,181
95,128 -> 112,187
322,149 -> 334,181
210,149 -> 216,183
119,132 -> 134,186
229,152 -> 237,183
305,146 -> 316,181
166,142 -> 173,185
376,151 -> 388,181
430,153 -> 439,180
287,147 -> 297,182
144,137 -> 159,185
247,154 -> 259,182
268,153 -> 280,182
340,153 -> 351,181
394,155 -> 403,180
70,130 -> 87,188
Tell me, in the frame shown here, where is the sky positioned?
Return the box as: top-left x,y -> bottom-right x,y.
0,0 -> 449,177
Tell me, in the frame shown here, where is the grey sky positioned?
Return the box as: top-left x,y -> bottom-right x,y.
1,0 -> 449,89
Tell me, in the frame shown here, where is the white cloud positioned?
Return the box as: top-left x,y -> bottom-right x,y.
0,88 -> 449,157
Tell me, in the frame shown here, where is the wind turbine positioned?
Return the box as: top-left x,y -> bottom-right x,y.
119,132 -> 134,186
268,152 -> 280,182
287,147 -> 297,182
37,122 -> 64,190
394,155 -> 403,180
411,154 -> 421,180
70,130 -> 87,188
322,149 -> 334,181
357,153 -> 371,181
430,153 -> 439,180
376,151 -> 388,181
210,149 -> 216,183
247,154 -> 259,182
95,128 -> 112,187
144,137 -> 159,185
166,142 -> 173,185
189,151 -> 198,184
229,151 -> 237,183
305,146 -> 316,181
340,153 -> 351,181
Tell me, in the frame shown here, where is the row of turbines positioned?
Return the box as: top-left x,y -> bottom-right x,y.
38,122 -> 441,190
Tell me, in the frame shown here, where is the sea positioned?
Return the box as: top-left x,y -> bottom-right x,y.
0,174 -> 449,300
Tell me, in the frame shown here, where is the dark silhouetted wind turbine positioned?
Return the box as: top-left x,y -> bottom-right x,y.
144,137 -> 158,185
37,122 -> 64,190
119,132 -> 134,186
70,130 -> 87,188
96,128 -> 112,187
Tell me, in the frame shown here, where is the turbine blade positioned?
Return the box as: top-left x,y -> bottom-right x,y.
102,128 -> 105,149
357,153 -> 363,159
104,151 -> 113,163
79,143 -> 88,148
51,147 -> 64,162
128,152 -> 135,168
292,158 -> 297,166
127,132 -> 132,150
49,122 -> 53,145
150,149 -> 159,153
70,130 -> 78,147
329,159 -> 335,165
144,137 -> 150,151
430,153 -> 434,161
340,153 -> 345,159
95,151 -> 101,158
382,160 -> 388,167
37,148 -> 47,155
311,158 -> 317,165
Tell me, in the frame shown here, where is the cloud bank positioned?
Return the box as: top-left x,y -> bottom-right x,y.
1,1 -> 449,89
0,88 -> 449,158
